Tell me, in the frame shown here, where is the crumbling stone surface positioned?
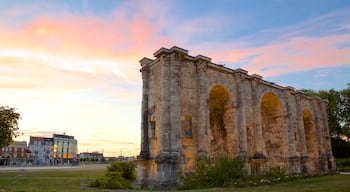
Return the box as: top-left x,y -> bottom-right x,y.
135,46 -> 336,189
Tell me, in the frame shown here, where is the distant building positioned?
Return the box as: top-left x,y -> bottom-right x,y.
0,133 -> 78,166
28,136 -> 54,165
0,141 -> 32,166
53,133 -> 78,164
79,152 -> 104,162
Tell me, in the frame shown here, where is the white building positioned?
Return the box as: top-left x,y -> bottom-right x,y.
28,136 -> 54,165
53,134 -> 78,164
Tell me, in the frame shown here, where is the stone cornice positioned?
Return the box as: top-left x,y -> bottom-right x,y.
147,46 -> 324,100
154,46 -> 188,58
139,57 -> 154,67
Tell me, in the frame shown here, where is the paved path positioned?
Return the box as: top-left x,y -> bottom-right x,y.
0,164 -> 107,171
339,171 -> 350,175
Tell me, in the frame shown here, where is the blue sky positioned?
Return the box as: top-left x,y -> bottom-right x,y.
0,0 -> 349,156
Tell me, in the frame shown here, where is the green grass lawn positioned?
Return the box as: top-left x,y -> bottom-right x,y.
0,167 -> 349,192
0,167 -> 106,192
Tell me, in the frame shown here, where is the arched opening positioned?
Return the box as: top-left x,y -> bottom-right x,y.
303,108 -> 318,171
260,92 -> 286,164
209,85 -> 232,158
0,154 -> 11,166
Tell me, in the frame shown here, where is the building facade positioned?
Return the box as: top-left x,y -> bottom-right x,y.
79,152 -> 104,162
0,141 -> 32,166
135,46 -> 336,189
28,136 -> 54,165
53,134 -> 78,164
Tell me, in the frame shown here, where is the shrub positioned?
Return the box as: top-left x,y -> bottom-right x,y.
90,161 -> 136,189
91,172 -> 132,189
336,157 -> 350,171
207,156 -> 247,187
107,161 -> 136,180
178,156 -> 247,189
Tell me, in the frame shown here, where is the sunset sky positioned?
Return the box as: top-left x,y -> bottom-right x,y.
1,0 -> 349,157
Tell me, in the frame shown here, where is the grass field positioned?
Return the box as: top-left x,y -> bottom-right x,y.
0,166 -> 106,192
0,166 -> 349,192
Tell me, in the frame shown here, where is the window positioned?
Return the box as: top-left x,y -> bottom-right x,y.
182,115 -> 193,138
150,121 -> 156,138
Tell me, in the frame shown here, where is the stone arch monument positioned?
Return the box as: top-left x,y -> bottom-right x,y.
135,46 -> 336,189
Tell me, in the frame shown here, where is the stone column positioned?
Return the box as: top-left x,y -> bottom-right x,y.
159,53 -> 171,154
169,52 -> 182,152
138,58 -> 153,159
284,89 -> 297,157
156,50 -> 184,189
196,58 -> 209,158
251,79 -> 264,159
284,88 -> 299,173
236,73 -> 248,157
155,52 -> 173,189
250,78 -> 266,175
295,93 -> 310,173
320,100 -> 336,171
135,58 -> 154,188
312,99 -> 326,171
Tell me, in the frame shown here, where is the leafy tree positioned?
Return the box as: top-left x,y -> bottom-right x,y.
340,84 -> 350,139
0,106 -> 21,148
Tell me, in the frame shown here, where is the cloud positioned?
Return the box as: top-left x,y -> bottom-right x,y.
199,34 -> 350,77
0,1 -> 174,87
186,7 -> 350,77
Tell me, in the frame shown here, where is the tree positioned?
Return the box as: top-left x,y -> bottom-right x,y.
0,106 -> 21,148
340,84 -> 350,139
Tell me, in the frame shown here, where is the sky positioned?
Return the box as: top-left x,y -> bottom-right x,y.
1,0 -> 349,157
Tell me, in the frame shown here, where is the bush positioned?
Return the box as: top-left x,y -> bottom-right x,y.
107,161 -> 136,180
90,161 -> 136,189
91,172 -> 132,189
207,156 -> 247,187
178,157 -> 320,189
178,156 -> 247,189
336,158 -> 350,171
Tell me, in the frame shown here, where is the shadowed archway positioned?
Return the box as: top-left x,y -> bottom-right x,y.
260,92 -> 287,165
208,85 -> 232,158
303,108 -> 318,171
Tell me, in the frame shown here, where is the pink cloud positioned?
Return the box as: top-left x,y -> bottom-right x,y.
1,0 -> 349,91
0,2 -> 174,93
196,34 -> 350,77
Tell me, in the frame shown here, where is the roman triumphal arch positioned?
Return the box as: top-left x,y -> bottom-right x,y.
135,46 -> 336,189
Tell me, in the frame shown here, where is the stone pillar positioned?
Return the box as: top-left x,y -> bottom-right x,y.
251,79 -> 264,158
312,99 -> 326,171
236,73 -> 248,158
295,93 -> 310,173
135,58 -> 154,188
250,78 -> 266,175
284,88 -> 299,173
159,53 -> 171,153
155,49 -> 184,189
320,100 -> 336,171
195,56 -> 210,158
169,52 -> 182,152
138,58 -> 153,159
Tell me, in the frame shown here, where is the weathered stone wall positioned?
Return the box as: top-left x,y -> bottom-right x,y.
135,46 -> 336,189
